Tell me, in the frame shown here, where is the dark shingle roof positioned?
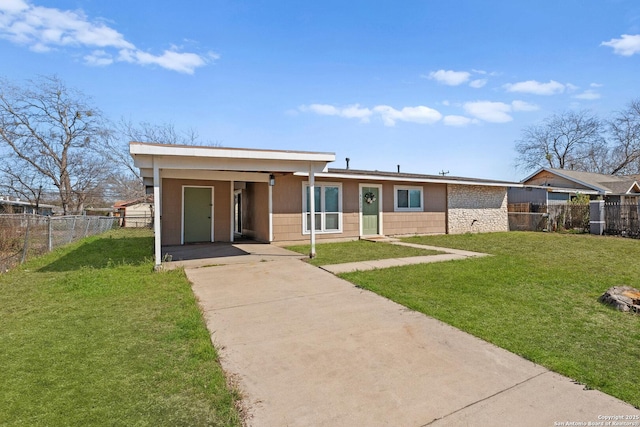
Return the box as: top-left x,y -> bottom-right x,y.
533,168 -> 640,194
326,168 -> 519,186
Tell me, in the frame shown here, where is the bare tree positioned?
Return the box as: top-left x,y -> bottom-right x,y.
102,118 -> 220,202
0,162 -> 50,207
0,75 -> 111,214
515,110 -> 606,173
607,99 -> 640,175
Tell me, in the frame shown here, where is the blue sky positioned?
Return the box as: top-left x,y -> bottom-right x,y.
1,0 -> 640,181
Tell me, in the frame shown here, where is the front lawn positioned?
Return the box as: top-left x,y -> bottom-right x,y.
341,232 -> 640,408
0,229 -> 241,427
287,239 -> 443,266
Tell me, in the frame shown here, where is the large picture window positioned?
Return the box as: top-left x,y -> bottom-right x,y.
394,185 -> 423,211
303,182 -> 342,234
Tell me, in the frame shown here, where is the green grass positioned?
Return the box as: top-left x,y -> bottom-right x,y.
0,229 -> 241,427
286,239 -> 443,266
341,232 -> 640,408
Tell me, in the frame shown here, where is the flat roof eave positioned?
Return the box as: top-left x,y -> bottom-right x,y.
129,141 -> 336,163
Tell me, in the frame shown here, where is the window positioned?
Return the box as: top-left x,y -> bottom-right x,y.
394,186 -> 423,211
303,182 -> 342,233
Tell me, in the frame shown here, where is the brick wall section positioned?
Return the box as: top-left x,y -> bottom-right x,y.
447,185 -> 509,234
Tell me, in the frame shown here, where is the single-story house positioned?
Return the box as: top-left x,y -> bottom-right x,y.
114,197 -> 154,227
130,142 -> 519,267
509,167 -> 640,205
0,196 -> 55,215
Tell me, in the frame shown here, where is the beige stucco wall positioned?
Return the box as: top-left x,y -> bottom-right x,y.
161,178 -> 232,245
383,212 -> 446,235
271,175 -> 361,242
447,184 -> 508,234
242,182 -> 269,242
270,175 -> 447,242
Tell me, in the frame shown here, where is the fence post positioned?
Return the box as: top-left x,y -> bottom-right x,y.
48,216 -> 53,252
68,216 -> 77,244
589,200 -> 605,235
21,216 -> 30,264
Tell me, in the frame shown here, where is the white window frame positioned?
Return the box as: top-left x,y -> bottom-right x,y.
394,185 -> 424,212
301,182 -> 343,234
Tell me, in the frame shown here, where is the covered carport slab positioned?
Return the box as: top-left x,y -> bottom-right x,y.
129,142 -> 335,268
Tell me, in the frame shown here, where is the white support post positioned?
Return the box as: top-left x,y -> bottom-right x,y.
268,183 -> 273,242
309,164 -> 316,258
230,181 -> 235,242
153,161 -> 162,269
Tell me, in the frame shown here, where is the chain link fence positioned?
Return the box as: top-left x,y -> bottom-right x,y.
0,215 -> 119,273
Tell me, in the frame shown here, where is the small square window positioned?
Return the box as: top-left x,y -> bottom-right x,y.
394,186 -> 423,211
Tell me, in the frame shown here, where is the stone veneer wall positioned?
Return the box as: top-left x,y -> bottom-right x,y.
447,185 -> 509,234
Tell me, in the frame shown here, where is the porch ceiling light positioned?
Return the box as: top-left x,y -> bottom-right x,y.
269,174 -> 276,186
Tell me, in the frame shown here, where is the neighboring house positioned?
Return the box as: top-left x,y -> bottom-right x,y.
0,197 -> 55,215
114,198 -> 154,227
130,142 -> 518,267
509,168 -> 640,205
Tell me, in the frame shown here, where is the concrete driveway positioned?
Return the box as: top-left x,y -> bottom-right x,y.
184,244 -> 639,426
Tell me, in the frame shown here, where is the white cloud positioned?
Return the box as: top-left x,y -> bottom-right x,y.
462,100 -> 539,123
464,101 -> 513,123
443,115 -> 473,127
601,34 -> 640,56
504,80 -> 567,95
0,0 -> 214,73
84,49 -> 112,66
299,103 -> 441,126
0,0 -> 29,14
590,83 -> 603,88
341,104 -> 373,121
511,100 -> 539,111
119,48 -> 207,74
300,104 -> 372,122
469,78 -> 487,88
303,104 -> 339,116
301,99 -> 538,126
573,90 -> 601,100
373,105 -> 442,126
565,83 -> 579,92
425,69 -> 471,86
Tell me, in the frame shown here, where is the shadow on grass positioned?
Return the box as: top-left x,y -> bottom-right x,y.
38,236 -> 153,272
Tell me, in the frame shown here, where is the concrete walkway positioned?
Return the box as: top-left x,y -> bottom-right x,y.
185,244 -> 639,426
321,241 -> 489,274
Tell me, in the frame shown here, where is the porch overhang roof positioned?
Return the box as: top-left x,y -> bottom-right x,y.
130,142 -> 336,184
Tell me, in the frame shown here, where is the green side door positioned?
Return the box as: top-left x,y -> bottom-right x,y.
184,187 -> 213,243
362,187 -> 379,235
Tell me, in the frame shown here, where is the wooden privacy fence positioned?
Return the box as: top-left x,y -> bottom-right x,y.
602,202 -> 640,238
508,203 -> 590,232
510,201 -> 640,238
0,215 -> 119,273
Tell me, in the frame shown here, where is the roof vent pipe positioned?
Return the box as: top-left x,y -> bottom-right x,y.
397,164 -> 400,173
346,157 -> 350,170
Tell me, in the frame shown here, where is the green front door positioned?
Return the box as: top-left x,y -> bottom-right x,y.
362,187 -> 379,235
184,187 -> 213,243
